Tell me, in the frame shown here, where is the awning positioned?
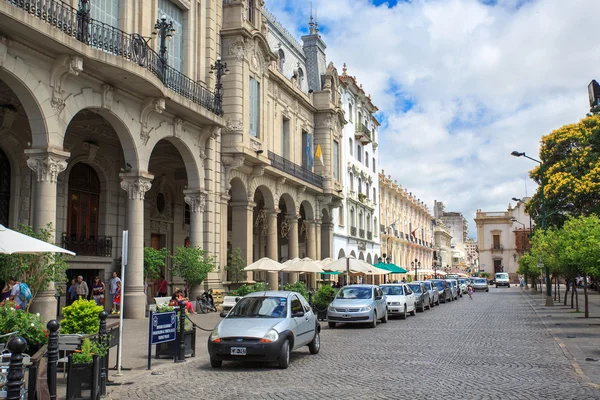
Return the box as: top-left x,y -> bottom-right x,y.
373,262 -> 408,274
321,271 -> 341,275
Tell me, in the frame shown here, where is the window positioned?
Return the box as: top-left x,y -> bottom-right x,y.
358,178 -> 362,194
348,103 -> 353,122
249,77 -> 259,137
357,144 -> 361,162
367,214 -> 371,233
91,0 -> 119,27
349,138 -> 353,155
297,68 -> 304,89
291,296 -> 303,315
349,173 -> 354,190
333,140 -> 340,181
339,205 -> 344,226
374,217 -> 378,237
350,208 -> 355,228
372,157 -> 376,173
365,183 -> 369,198
359,211 -> 363,230
277,49 -> 285,72
282,118 -> 290,159
301,131 -> 313,170
157,0 -> 184,72
365,152 -> 369,167
373,188 -> 377,203
493,235 -> 500,250
248,0 -> 254,23
68,163 -> 100,240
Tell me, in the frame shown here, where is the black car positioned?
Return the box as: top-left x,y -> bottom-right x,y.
430,279 -> 452,303
407,282 -> 430,312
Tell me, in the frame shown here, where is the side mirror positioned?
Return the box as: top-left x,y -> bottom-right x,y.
235,297 -> 241,303
292,310 -> 305,318
375,295 -> 383,300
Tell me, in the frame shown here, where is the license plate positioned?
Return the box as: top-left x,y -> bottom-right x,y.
230,347 -> 246,355
342,314 -> 351,318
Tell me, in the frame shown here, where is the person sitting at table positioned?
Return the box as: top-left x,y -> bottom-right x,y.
173,288 -> 195,314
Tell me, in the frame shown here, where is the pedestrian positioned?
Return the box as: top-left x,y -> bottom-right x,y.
519,276 -> 524,288
467,284 -> 474,300
92,276 -> 105,306
1,281 -> 12,304
110,271 -> 121,314
67,279 -> 77,305
157,274 -> 169,297
174,288 -> 195,314
75,275 -> 89,300
112,280 -> 121,314
8,277 -> 26,310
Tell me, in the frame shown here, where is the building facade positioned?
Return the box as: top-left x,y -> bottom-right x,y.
379,173 -> 434,276
0,0 -> 225,319
219,2 -> 344,290
474,199 -> 532,282
434,200 -> 469,246
331,64 -> 381,265
433,221 -> 452,273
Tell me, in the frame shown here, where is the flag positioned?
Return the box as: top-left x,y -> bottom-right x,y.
411,229 -> 417,237
315,144 -> 324,166
305,134 -> 314,169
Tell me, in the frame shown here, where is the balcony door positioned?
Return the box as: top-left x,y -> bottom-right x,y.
90,0 -> 119,27
68,163 -> 100,242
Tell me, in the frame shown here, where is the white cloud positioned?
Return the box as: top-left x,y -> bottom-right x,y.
264,0 -> 600,237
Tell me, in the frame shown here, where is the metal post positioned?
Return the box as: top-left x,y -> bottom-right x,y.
46,320 -> 60,400
6,336 -> 27,400
98,311 -> 108,396
177,300 -> 186,363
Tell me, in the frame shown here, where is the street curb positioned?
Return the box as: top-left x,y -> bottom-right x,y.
520,289 -> 600,390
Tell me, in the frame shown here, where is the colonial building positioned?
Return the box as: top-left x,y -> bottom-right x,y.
474,199 -> 532,282
379,173 -> 434,276
0,0 -> 225,319
433,220 -> 452,273
434,200 -> 469,246
331,64 -> 380,265
219,3 -> 344,290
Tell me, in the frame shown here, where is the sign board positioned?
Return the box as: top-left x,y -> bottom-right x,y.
150,311 -> 177,345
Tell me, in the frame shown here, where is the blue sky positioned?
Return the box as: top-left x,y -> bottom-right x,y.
264,0 -> 600,238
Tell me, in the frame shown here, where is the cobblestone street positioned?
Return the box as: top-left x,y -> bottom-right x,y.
109,288 -> 600,400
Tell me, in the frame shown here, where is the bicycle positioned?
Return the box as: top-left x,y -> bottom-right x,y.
196,291 -> 217,314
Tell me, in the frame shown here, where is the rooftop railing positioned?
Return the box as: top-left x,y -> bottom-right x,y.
268,151 -> 323,188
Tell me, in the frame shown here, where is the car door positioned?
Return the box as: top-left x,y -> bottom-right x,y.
404,285 -> 415,311
290,295 -> 312,347
375,287 -> 386,316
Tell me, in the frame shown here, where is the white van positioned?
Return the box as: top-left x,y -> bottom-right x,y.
495,272 -> 510,288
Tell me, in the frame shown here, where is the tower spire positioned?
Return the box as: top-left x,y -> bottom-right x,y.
315,8 -> 319,33
309,2 -> 315,34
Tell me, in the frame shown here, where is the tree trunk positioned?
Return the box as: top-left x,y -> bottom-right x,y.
575,286 -> 579,312
557,277 -> 560,303
571,281 -> 575,308
583,275 -> 589,318
554,277 -> 557,301
564,279 -> 569,306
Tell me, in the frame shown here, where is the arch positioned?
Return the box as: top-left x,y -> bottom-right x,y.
366,253 -> 372,264
337,248 -> 346,259
279,193 -> 296,215
358,251 -> 364,261
229,177 -> 247,203
255,185 -> 275,210
374,254 -> 380,264
320,207 -> 330,224
300,199 -> 314,221
148,136 -> 202,189
277,49 -> 285,71
0,147 -> 11,226
297,68 -> 304,89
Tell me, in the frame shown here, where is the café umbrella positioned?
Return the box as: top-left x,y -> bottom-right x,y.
281,257 -> 324,273
243,257 -> 286,272
322,256 -> 373,284
0,224 -> 76,255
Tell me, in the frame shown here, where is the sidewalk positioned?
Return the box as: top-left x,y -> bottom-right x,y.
521,285 -> 600,389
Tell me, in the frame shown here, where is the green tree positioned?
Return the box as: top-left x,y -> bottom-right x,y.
0,223 -> 70,306
143,247 -> 170,283
171,246 -> 215,294
224,247 -> 246,288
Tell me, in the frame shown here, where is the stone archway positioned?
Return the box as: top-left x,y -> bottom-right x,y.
337,248 -> 346,259
366,253 -> 373,264
359,251 -> 365,261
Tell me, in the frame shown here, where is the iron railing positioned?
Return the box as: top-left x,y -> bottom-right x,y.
62,234 -> 112,257
355,123 -> 372,141
367,231 -> 372,240
350,227 -> 357,236
267,151 -> 323,188
359,229 -> 365,238
6,0 -> 221,115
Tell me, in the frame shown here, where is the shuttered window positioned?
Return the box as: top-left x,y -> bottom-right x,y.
249,77 -> 259,137
333,140 -> 339,181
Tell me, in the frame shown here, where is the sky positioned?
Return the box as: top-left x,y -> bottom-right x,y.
263,0 -> 600,238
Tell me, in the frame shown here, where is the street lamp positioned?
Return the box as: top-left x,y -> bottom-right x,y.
152,15 -> 176,76
209,57 -> 228,116
411,259 -> 420,281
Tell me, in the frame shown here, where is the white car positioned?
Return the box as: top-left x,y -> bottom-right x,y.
380,284 -> 416,319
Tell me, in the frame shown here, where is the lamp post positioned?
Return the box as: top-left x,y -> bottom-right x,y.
511,150 -> 553,306
152,15 -> 176,77
511,217 -> 527,289
411,259 -> 420,282
209,57 -> 228,116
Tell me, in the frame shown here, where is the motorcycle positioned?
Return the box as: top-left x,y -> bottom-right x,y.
196,290 -> 217,313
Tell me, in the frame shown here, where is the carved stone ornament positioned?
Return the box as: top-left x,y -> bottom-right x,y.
50,54 -> 83,111
0,36 -> 8,67
222,154 -> 245,190
210,125 -> 221,139
229,39 -> 246,63
26,152 -> 69,183
120,175 -> 153,200
225,119 -> 243,134
184,190 -> 206,213
101,84 -> 114,110
82,141 -> 99,162
140,98 -> 166,145
173,117 -> 183,138
0,107 -> 17,135
249,138 -> 261,152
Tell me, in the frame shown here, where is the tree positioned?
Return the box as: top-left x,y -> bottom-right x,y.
224,247 -> 246,288
171,246 -> 215,295
0,223 -> 69,306
527,114 -> 600,228
143,247 -> 170,283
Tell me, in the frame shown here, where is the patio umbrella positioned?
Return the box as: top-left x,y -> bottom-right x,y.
283,257 -> 301,266
281,257 -> 324,273
243,257 -> 286,272
323,256 -> 372,283
373,262 -> 407,274
363,264 -> 391,275
318,257 -> 334,266
0,225 -> 76,255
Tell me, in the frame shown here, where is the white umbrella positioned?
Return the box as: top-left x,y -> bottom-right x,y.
283,257 -> 301,266
323,256 -> 372,273
281,257 -> 324,273
363,265 -> 391,275
243,257 -> 286,272
0,225 -> 75,255
318,257 -> 334,266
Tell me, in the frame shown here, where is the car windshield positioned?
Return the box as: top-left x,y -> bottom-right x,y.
336,287 -> 372,300
496,273 -> 509,279
432,281 -> 445,290
228,296 -> 287,318
408,284 -> 422,293
473,278 -> 486,284
458,279 -> 466,284
382,286 -> 404,296
423,282 -> 432,290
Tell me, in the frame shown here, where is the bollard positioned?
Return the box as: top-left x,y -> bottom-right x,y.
98,311 -> 109,396
6,336 -> 27,400
177,300 -> 186,363
46,320 -> 60,400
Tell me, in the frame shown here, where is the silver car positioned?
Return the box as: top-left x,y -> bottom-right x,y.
380,284 -> 416,319
415,280 -> 440,307
208,291 -> 320,369
327,285 -> 388,328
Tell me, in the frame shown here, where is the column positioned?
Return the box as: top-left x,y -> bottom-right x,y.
321,222 -> 333,259
25,148 -> 69,321
231,201 -> 255,282
120,172 -> 153,319
266,209 -> 279,290
287,214 -> 299,283
219,194 -> 230,285
307,221 -> 317,289
184,189 -> 206,297
315,220 -> 322,260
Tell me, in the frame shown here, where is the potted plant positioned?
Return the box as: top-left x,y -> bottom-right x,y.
66,337 -> 105,400
154,304 -> 196,359
312,285 -> 336,321
0,302 -> 48,354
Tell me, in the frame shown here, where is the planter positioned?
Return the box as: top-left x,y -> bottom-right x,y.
315,308 -> 328,321
66,354 -> 101,400
155,327 -> 196,359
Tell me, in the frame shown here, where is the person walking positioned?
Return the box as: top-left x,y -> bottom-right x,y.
467,284 -> 474,300
1,281 -> 12,304
67,279 -> 77,305
8,277 -> 26,310
157,274 -> 169,297
110,271 -> 121,314
113,280 -> 122,314
92,276 -> 105,306
75,275 -> 89,300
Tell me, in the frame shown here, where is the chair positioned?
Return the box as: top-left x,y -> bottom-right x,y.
56,334 -> 82,379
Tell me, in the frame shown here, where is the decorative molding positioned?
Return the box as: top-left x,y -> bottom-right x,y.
119,173 -> 153,200
140,98 -> 166,145
50,54 -> 83,111
222,154 -> 245,190
25,149 -> 70,183
82,141 -> 99,162
247,165 -> 266,199
209,125 -> 221,139
0,36 -> 8,67
225,118 -> 243,134
173,117 -> 183,138
101,84 -> 114,110
184,189 -> 207,213
249,138 -> 262,152
228,39 -> 246,63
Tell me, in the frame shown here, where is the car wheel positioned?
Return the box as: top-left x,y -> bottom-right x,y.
400,305 -> 407,319
496,285 -> 498,288
308,330 -> 320,354
370,311 -> 377,328
427,300 -> 431,310
486,288 -> 489,292
436,297 -> 440,306
278,340 -> 290,369
508,285 -> 511,288
328,321 -> 336,329
420,303 -> 425,312
410,307 -> 416,316
381,309 -> 388,323
210,358 -> 222,368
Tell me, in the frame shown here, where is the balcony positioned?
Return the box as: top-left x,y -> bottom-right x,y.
380,224 -> 386,234
62,234 -> 112,257
367,231 -> 373,240
351,227 -> 357,236
354,123 -> 372,144
5,0 -> 221,116
267,151 -> 323,188
359,229 -> 365,238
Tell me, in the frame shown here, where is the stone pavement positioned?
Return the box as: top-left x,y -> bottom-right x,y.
99,287 -> 600,400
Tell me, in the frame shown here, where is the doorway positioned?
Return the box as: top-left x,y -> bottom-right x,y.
149,233 -> 167,298
493,259 -> 502,273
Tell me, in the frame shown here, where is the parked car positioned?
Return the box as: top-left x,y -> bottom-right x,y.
208,291 -> 320,369
457,278 -> 469,294
380,284 -> 416,319
430,279 -> 452,303
471,278 -> 489,292
495,272 -> 511,288
407,282 -> 431,312
327,285 -> 388,328
445,279 -> 459,300
416,280 -> 440,307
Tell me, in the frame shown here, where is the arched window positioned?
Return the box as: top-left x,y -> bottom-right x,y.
297,68 -> 304,89
248,0 -> 255,23
357,144 -> 361,161
374,217 -> 378,237
350,208 -> 355,228
349,138 -> 353,155
358,178 -> 362,193
365,152 -> 369,167
349,173 -> 354,191
373,188 -> 377,203
68,163 -> 100,240
359,211 -> 363,230
0,148 -> 10,227
277,49 -> 285,71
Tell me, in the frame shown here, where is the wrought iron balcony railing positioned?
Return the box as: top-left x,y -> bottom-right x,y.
6,0 -> 222,116
267,151 -> 323,188
62,234 -> 112,257
359,229 -> 365,238
367,231 -> 372,240
354,123 -> 372,144
351,226 -> 357,236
